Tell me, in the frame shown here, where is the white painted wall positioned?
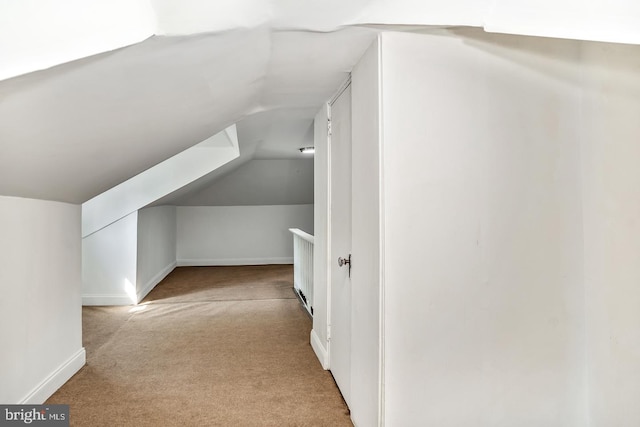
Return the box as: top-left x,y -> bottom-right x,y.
137,206 -> 177,302
316,30 -> 640,426
350,38 -> 382,427
378,30 -> 586,425
312,105 -> 330,367
0,0 -> 154,81
580,40 -> 640,426
176,205 -> 313,266
82,212 -> 138,305
0,196 -> 85,403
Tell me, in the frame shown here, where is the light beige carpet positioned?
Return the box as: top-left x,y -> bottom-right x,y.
47,265 -> 351,426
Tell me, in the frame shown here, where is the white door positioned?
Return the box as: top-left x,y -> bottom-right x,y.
329,83 -> 352,406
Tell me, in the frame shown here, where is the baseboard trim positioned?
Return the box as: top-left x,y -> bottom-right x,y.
82,294 -> 133,306
20,348 -> 86,404
177,257 -> 293,266
136,261 -> 176,303
310,329 -> 329,370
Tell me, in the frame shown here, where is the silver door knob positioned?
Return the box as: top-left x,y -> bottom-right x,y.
338,254 -> 351,277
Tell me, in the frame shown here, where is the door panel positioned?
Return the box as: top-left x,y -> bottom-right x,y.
329,84 -> 352,406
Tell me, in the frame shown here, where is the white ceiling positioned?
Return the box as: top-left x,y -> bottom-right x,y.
172,158 -> 314,206
0,0 -> 495,206
3,0 -> 639,205
0,27 -> 375,203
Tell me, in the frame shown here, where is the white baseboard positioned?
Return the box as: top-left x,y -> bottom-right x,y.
82,294 -> 133,306
20,348 -> 86,404
177,257 -> 293,266
311,329 -> 329,370
136,261 -> 176,303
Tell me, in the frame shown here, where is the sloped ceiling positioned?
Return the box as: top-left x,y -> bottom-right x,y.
0,0 -> 492,205
150,108 -> 317,206
3,0 -> 640,205
0,30 -> 267,203
0,26 -> 375,203
172,158 -> 314,206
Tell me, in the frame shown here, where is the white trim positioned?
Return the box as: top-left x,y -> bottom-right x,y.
377,33 -> 386,427
82,294 -> 133,306
289,228 -> 314,244
329,75 -> 353,106
136,261 -> 176,303
177,257 -> 293,266
20,348 -> 86,404
310,329 -> 329,370
326,99 -> 333,366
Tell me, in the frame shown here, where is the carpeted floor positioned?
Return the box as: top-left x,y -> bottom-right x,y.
47,265 -> 351,426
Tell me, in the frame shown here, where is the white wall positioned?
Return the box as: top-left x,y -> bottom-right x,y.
177,205 -> 313,266
82,212 -> 138,305
0,196 -> 85,403
82,206 -> 177,306
137,206 -> 177,302
580,41 -> 640,426
350,38 -> 382,427
379,30 -> 585,426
